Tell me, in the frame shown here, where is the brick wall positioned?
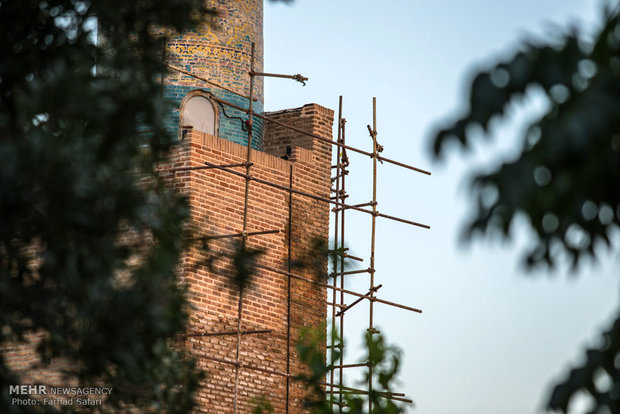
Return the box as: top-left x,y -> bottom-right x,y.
166,103 -> 333,412
1,332 -> 73,386
2,102 -> 334,413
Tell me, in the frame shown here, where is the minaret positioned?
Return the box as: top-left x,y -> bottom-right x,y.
164,0 -> 264,148
161,2 -> 334,412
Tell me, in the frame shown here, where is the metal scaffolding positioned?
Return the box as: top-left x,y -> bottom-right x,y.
166,41 -> 430,412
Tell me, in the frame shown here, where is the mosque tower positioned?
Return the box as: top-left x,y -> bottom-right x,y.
164,0 -> 264,148
162,1 -> 334,412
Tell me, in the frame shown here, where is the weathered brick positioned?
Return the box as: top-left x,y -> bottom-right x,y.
162,102 -> 333,413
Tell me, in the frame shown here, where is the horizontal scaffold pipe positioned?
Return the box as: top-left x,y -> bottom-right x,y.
184,329 -> 272,338
323,382 -> 413,404
167,64 -> 257,102
192,350 -> 413,403
208,95 -> 431,176
201,229 -> 280,240
160,162 -> 253,174
336,284 -> 382,317
257,263 -> 422,314
192,351 -> 289,378
203,161 -> 430,230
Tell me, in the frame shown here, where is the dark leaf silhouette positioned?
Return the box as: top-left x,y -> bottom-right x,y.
432,7 -> 620,271
431,4 -> 620,413
0,0 -> 212,412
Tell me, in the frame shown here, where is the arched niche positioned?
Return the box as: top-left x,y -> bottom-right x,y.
179,90 -> 218,137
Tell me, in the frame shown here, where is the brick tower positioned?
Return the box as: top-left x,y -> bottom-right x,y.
163,1 -> 334,412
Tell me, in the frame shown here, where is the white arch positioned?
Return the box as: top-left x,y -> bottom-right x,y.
180,91 -> 218,136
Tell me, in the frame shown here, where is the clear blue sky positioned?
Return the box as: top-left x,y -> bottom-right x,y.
263,1 -> 619,413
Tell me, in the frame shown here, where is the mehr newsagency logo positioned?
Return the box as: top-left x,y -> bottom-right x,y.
8,384 -> 112,407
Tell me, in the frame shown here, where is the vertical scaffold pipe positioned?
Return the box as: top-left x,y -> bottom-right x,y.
234,41 -> 256,414
286,164 -> 293,413
368,97 -> 378,412
338,114 -> 347,414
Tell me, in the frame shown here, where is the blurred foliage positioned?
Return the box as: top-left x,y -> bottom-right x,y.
432,5 -> 620,270
296,325 -> 334,412
547,317 -> 620,413
0,0 -> 214,412
431,3 -> 620,413
295,327 -> 409,413
292,237 -> 330,280
292,236 -> 354,283
193,236 -> 264,296
251,394 -> 274,414
229,239 -> 263,294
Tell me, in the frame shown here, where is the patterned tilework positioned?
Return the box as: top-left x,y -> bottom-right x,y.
166,39 -> 263,104
164,85 -> 264,150
163,0 -> 264,102
163,0 -> 264,150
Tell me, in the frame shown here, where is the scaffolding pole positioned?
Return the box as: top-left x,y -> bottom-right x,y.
368,97 -> 378,412
286,164 -> 293,413
165,61 -> 430,411
208,94 -> 431,176
329,95 -> 343,412
257,264 -> 422,314
337,114 -> 348,413
202,160 -> 430,230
